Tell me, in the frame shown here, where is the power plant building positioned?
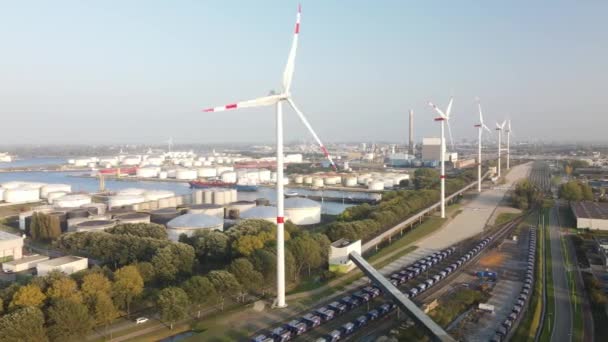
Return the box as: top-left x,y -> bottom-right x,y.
421,137 -> 442,161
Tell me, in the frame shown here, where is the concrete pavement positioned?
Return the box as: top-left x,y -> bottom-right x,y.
549,206 -> 573,342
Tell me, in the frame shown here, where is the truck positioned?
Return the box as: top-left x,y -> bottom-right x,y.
478,303 -> 495,313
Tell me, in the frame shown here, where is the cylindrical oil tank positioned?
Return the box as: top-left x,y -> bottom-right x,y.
203,191 -> 213,204
225,201 -> 256,218
212,191 -> 227,205
118,188 -> 146,196
107,194 -> 145,209
221,171 -> 237,183
303,176 -> 313,185
197,167 -> 217,178
258,169 -> 271,182
193,190 -> 204,204
312,178 -> 325,187
4,187 -> 40,203
47,191 -> 68,204
344,177 -> 358,187
150,207 -> 181,225
180,160 -> 193,168
293,175 -> 304,184
136,167 -> 159,178
166,214 -> 224,241
159,171 -> 168,179
368,180 -> 384,191
382,179 -> 394,189
75,220 -> 116,232
143,190 -> 175,201
67,208 -> 90,219
40,184 -> 72,199
324,177 -> 337,185
107,207 -> 134,218
188,204 -> 224,218
240,206 -> 282,223
255,198 -> 270,206
284,198 -> 322,225
54,194 -> 92,208
176,169 -> 197,180
116,212 -> 151,224
81,203 -> 107,215
230,189 -> 238,203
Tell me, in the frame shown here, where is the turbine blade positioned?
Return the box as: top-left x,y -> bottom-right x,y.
428,102 -> 447,118
445,97 -> 454,118
483,124 -> 491,133
202,95 -> 281,112
476,99 -> 484,125
282,4 -> 301,93
287,98 -> 337,171
447,120 -> 455,151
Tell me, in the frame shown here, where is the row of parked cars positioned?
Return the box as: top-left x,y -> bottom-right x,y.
252,234 -> 497,342
491,227 -> 537,342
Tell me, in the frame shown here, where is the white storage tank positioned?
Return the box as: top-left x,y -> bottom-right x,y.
143,190 -> 175,202
180,160 -> 193,168
40,184 -> 72,199
47,191 -> 68,204
4,187 -> 40,203
217,166 -> 234,175
240,206 -> 283,223
81,203 -> 107,215
188,204 -> 224,218
312,177 -> 325,187
75,220 -> 116,232
344,177 -> 358,187
146,157 -> 164,166
324,177 -> 337,185
159,171 -> 168,179
136,167 -> 159,178
121,156 -> 141,166
107,194 -> 145,209
176,169 -> 198,180
118,188 -> 146,196
284,198 -> 321,225
198,167 -> 217,178
203,190 -> 213,204
115,212 -> 151,224
368,180 -> 385,191
221,171 -> 237,183
212,190 -> 227,205
54,194 -> 92,208
304,176 -> 313,185
293,175 -> 304,184
225,201 -> 256,218
259,169 -> 271,182
382,179 -> 394,189
166,214 -> 224,242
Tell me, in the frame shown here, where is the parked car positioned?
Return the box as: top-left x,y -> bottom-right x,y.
286,320 -> 307,335
340,322 -> 355,335
251,334 -> 273,342
353,291 -> 371,303
366,309 -> 379,320
324,330 -> 341,342
135,317 -> 149,324
271,327 -> 292,342
302,314 -> 321,328
315,307 -> 336,321
328,301 -> 347,314
355,315 -> 368,327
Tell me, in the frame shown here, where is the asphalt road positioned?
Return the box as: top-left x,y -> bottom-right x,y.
549,206 -> 573,342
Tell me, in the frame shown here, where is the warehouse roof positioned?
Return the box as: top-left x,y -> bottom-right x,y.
4,254 -> 49,266
38,256 -> 87,267
571,201 -> 608,220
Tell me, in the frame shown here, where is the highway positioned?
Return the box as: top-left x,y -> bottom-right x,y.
548,205 -> 573,342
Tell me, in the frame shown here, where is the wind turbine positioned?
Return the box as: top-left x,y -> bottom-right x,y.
166,137 -> 173,153
201,4 -> 335,309
475,99 -> 491,192
428,97 -> 454,219
506,120 -> 512,170
495,120 -> 506,177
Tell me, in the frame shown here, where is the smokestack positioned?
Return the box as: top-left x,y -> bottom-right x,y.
408,110 -> 414,155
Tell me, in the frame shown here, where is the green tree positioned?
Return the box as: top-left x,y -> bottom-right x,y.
414,168 -> 439,190
157,287 -> 189,330
207,270 -> 241,311
30,212 -> 61,241
151,246 -> 178,283
9,284 -> 46,309
106,223 -> 168,240
112,265 -> 143,317
559,180 -> 593,201
81,273 -> 112,301
46,277 -> 83,304
134,262 -> 156,284
180,230 -> 229,263
289,235 -> 323,277
181,276 -> 217,317
0,306 -> 48,342
47,299 -> 94,342
228,258 -> 263,299
92,292 -> 119,338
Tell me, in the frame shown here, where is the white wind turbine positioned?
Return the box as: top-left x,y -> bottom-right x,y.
475,99 -> 491,192
506,120 -> 512,170
428,97 -> 454,219
495,120 -> 506,177
201,4 -> 336,309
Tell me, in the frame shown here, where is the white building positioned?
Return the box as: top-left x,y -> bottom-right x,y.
36,256 -> 88,276
421,137 -> 442,161
329,239 -> 362,274
571,201 -> 608,230
0,231 -> 24,262
2,254 -> 49,273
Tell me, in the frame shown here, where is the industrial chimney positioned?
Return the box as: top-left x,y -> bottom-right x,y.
408,109 -> 414,155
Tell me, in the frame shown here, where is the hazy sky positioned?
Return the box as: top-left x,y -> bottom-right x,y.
1,1 -> 607,145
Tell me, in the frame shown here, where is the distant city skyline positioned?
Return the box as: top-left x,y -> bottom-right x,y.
0,1 -> 606,144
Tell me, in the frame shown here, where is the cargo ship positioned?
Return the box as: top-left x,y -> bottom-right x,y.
98,166 -> 138,175
188,180 -> 258,192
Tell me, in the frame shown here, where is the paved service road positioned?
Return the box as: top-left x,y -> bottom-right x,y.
549,206 -> 573,342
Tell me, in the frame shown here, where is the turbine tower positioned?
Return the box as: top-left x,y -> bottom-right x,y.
408,110 -> 414,155
475,99 -> 491,192
495,120 -> 506,177
201,5 -> 335,309
506,120 -> 512,170
428,97 -> 454,219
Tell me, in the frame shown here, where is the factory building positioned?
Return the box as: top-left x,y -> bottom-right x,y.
421,137 -> 442,161
36,256 -> 88,276
571,201 -> 608,230
0,231 -> 24,262
2,254 -> 49,273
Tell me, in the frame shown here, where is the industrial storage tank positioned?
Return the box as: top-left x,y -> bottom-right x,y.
136,167 -> 160,178
107,194 -> 145,209
312,177 -> 325,187
240,206 -> 282,223
284,198 -> 321,225
212,190 -> 228,205
221,171 -> 237,183
81,203 -> 107,215
175,169 -> 197,180
188,204 -> 224,218
118,188 -> 146,196
368,180 -> 385,191
217,166 -> 234,175
293,175 -> 304,184
54,194 -> 92,208
48,211 -> 68,232
67,208 -> 90,219
4,187 -> 41,203
115,212 -> 151,224
159,171 -> 168,179
344,177 -> 358,187
150,207 -> 181,225
47,191 -> 68,204
121,156 -> 141,166
40,184 -> 72,199
303,176 -> 313,185
197,167 -> 217,178
166,214 -> 224,241
203,190 -> 213,204
145,157 -> 164,166
382,179 -> 395,189
75,220 -> 116,232
143,190 -> 175,202
230,189 -> 238,203
225,201 -> 256,219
